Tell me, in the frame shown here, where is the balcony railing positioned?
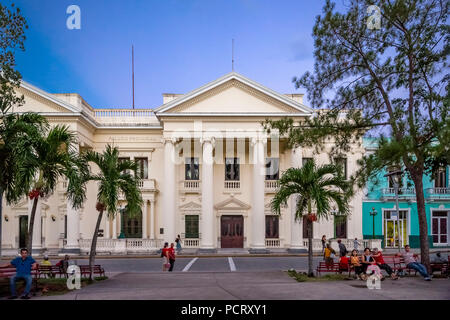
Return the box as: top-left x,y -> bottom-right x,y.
138,179 -> 156,191
79,238 -> 163,253
381,188 -> 416,199
265,238 -> 281,248
265,180 -> 279,193
93,109 -> 156,126
224,181 -> 240,189
180,180 -> 201,193
426,187 -> 450,199
183,239 -> 200,248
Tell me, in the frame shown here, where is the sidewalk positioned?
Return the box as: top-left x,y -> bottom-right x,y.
31,271 -> 450,300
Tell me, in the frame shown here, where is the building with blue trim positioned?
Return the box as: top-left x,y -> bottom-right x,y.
363,138 -> 450,249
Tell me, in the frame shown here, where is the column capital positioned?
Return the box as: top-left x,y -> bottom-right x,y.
200,136 -> 215,147
161,137 -> 177,145
250,137 -> 267,146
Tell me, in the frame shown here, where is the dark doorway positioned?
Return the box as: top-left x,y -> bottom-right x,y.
19,215 -> 28,248
221,215 -> 244,248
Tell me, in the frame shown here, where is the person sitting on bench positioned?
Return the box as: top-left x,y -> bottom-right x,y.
396,245 -> 431,281
372,248 -> 398,280
0,248 -> 37,299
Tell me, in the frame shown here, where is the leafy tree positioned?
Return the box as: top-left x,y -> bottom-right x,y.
271,160 -> 350,276
0,2 -> 28,114
83,145 -> 142,281
19,125 -> 88,254
0,113 -> 47,257
265,0 -> 449,272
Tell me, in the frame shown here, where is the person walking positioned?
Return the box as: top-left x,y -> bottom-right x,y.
396,245 -> 431,281
337,239 -> 347,257
161,242 -> 170,271
323,243 -> 336,270
353,238 -> 360,251
321,235 -> 327,253
0,248 -> 37,299
175,235 -> 182,253
168,243 -> 176,272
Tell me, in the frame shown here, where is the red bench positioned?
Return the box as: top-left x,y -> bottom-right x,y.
0,266 -> 40,296
316,261 -> 340,276
79,265 -> 106,278
38,265 -> 68,278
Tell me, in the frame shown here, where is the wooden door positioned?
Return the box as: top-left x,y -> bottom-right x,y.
221,215 -> 244,248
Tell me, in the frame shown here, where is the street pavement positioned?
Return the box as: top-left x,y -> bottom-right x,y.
32,271 -> 450,300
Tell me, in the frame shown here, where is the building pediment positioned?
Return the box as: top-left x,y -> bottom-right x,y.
16,81 -> 81,114
214,197 -> 251,211
179,201 -> 202,211
155,72 -> 312,116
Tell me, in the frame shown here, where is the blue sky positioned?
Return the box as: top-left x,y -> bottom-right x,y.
7,0 -> 332,108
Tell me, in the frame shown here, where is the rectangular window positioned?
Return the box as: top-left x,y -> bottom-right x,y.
64,215 -> 67,239
265,158 -> 279,180
334,157 -> 347,180
435,167 -> 447,188
432,211 -> 448,244
135,158 -> 148,179
118,157 -> 131,174
185,157 -> 199,180
334,215 -> 347,238
265,216 -> 279,238
225,158 -> 240,181
302,158 -> 313,166
185,215 -> 199,238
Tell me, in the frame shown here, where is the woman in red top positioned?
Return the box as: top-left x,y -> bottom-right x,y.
168,243 -> 176,272
161,242 -> 170,271
372,248 -> 398,279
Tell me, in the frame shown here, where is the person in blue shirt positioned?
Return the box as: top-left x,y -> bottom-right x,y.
0,248 -> 38,299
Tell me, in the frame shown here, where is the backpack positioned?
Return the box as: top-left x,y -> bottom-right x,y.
160,249 -> 164,258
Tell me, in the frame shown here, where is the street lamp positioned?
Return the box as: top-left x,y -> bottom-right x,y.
370,207 -> 377,239
384,169 -> 403,252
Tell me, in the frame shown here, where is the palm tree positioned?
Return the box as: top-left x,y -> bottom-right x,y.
18,124 -> 88,254
271,159 -> 350,277
84,145 -> 142,281
0,112 -> 48,257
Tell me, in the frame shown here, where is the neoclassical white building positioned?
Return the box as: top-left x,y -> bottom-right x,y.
1,72 -> 368,255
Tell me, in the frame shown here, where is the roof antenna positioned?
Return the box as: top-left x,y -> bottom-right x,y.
132,44 -> 135,109
232,38 -> 235,71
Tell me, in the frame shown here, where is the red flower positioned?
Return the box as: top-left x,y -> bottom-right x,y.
28,190 -> 40,200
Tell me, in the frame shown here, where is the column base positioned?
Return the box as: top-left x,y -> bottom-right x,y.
60,248 -> 81,254
249,248 -> 270,254
287,248 -> 308,254
198,248 -> 217,254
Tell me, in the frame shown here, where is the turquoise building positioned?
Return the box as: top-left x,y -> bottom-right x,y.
363,138 -> 450,249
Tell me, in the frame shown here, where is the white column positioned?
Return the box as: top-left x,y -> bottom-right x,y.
104,217 -> 110,239
142,200 -> 148,239
200,137 -> 215,250
162,138 -> 176,244
65,199 -> 80,252
29,198 -> 42,251
250,137 -> 266,251
64,142 -> 81,253
112,214 -> 117,239
149,200 -> 155,239
290,146 -> 305,251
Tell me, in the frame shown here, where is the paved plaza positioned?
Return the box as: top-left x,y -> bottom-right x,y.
31,270 -> 450,300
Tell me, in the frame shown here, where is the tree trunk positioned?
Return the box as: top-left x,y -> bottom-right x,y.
308,220 -> 314,277
410,173 -> 430,273
0,190 -> 3,258
26,196 -> 39,254
89,209 -> 104,281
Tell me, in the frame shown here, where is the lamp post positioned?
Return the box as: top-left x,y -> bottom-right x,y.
384,169 -> 403,252
370,207 -> 377,239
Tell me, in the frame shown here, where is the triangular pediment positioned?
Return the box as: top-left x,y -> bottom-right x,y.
179,201 -> 202,210
155,72 -> 312,115
214,197 -> 251,210
13,81 -> 81,114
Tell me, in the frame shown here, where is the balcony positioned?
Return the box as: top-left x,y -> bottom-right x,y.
224,181 -> 241,192
426,188 -> 450,201
265,238 -> 281,248
265,180 -> 279,193
381,188 -> 416,200
93,109 -> 159,127
137,179 -> 157,192
180,180 -> 201,194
